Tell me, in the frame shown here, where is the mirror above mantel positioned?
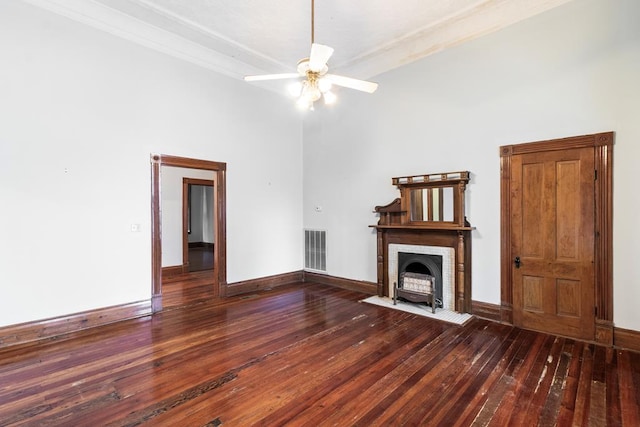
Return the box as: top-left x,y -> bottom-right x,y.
374,171 -> 473,230
409,186 -> 454,222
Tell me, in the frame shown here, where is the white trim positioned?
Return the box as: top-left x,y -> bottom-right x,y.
20,0 -> 573,82
21,0 -> 268,79
361,296 -> 472,325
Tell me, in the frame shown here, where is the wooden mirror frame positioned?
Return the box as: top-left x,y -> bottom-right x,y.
392,171 -> 470,228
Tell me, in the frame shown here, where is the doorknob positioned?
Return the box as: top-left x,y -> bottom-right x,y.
514,256 -> 521,269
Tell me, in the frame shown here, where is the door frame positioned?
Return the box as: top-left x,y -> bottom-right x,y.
151,154 -> 227,312
182,178 -> 215,272
500,132 -> 613,344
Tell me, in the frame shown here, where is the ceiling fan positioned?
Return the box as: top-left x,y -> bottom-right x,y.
244,0 -> 378,110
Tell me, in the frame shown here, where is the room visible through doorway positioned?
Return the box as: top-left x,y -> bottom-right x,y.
184,179 -> 214,272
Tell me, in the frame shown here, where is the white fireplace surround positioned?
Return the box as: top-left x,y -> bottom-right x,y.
388,244 -> 456,311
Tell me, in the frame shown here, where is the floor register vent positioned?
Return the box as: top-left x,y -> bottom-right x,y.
304,229 -> 326,272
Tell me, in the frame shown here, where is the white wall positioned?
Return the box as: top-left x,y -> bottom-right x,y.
303,0 -> 640,331
0,1 -> 303,327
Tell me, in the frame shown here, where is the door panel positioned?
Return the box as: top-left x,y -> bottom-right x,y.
522,275 -> 544,312
556,279 -> 580,316
521,163 -> 544,258
512,147 -> 595,340
557,161 -> 580,259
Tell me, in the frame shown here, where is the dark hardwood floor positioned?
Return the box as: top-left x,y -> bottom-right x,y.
0,274 -> 638,426
188,246 -> 214,272
161,270 -> 217,309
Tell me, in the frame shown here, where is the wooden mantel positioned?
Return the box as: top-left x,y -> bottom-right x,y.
371,172 -> 474,313
374,224 -> 474,231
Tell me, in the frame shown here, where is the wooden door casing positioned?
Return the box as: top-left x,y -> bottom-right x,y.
151,154 -> 227,313
500,132 -> 613,345
511,147 -> 595,340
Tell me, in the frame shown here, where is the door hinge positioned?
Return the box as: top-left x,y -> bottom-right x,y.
594,306 -> 598,316
594,170 -> 598,180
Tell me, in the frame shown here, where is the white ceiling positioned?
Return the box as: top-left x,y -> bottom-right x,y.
26,0 -> 572,85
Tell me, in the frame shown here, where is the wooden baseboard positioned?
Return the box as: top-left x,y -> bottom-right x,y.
226,271 -> 304,297
595,319 -> 614,346
0,300 -> 152,350
614,327 -> 640,353
188,242 -> 214,248
162,265 -> 185,277
500,303 -> 513,324
303,271 -> 377,295
471,302 -> 639,352
471,300 -> 502,322
4,273 -> 636,352
152,293 -> 162,313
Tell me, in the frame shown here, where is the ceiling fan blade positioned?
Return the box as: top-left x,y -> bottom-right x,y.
244,73 -> 300,82
309,43 -> 334,72
324,74 -> 378,93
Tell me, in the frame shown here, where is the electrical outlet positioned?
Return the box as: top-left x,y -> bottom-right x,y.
131,224 -> 141,232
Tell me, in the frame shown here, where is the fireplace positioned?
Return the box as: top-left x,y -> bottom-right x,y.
371,171 -> 474,313
398,252 -> 443,307
390,245 -> 455,311
376,228 -> 471,313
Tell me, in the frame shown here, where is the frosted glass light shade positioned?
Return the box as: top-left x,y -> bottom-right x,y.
323,91 -> 336,105
318,78 -> 332,93
287,81 -> 303,97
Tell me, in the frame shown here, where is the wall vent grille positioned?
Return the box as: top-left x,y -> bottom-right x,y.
304,229 -> 326,272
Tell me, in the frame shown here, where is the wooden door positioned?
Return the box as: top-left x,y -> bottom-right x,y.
511,146 -> 595,340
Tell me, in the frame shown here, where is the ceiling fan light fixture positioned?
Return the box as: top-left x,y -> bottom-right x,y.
287,81 -> 303,97
323,90 -> 337,105
294,78 -> 331,110
244,0 -> 377,110
318,78 -> 332,93
297,79 -> 319,102
296,96 -> 312,110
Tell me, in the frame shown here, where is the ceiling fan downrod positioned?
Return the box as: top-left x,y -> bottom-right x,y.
311,0 -> 315,44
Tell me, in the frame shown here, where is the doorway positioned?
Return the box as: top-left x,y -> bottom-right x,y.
500,132 -> 613,344
151,154 -> 227,312
183,179 -> 215,272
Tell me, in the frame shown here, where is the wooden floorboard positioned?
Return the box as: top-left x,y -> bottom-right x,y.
0,275 -> 639,426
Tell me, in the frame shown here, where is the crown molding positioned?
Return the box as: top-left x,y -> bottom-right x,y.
334,0 -> 574,79
21,0 -> 267,80
20,0 -> 574,87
